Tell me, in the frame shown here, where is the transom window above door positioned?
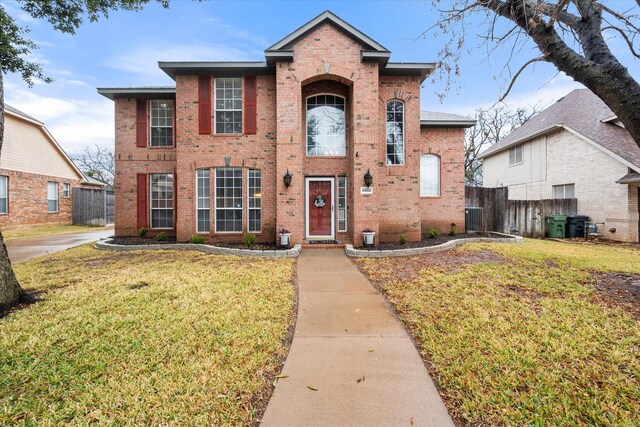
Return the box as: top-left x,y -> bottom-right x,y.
306,94 -> 346,156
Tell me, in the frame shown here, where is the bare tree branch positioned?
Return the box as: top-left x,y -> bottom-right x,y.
499,56 -> 546,102
72,145 -> 115,186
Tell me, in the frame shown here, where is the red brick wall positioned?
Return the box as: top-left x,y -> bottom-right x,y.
111,21 -> 466,246
0,168 -> 81,228
419,127 -> 466,234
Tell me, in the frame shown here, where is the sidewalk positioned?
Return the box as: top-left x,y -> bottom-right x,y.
260,249 -> 453,426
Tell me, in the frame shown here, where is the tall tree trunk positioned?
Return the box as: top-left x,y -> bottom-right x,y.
0,66 -> 23,307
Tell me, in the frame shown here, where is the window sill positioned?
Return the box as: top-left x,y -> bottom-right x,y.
214,231 -> 243,235
420,195 -> 442,199
150,228 -> 174,231
509,162 -> 523,167
306,156 -> 348,159
147,145 -> 175,149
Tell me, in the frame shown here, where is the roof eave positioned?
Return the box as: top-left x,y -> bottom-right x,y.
420,120 -> 476,128
157,61 -> 272,80
382,62 -> 435,83
97,87 -> 176,100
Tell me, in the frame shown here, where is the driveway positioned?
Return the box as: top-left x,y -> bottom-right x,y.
6,229 -> 113,263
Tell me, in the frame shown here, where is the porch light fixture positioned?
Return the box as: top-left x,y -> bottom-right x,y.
283,169 -> 292,188
364,169 -> 373,187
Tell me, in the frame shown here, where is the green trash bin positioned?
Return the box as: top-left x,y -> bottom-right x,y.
545,215 -> 567,238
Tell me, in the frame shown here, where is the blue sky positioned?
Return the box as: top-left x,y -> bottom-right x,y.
2,0 -> 639,155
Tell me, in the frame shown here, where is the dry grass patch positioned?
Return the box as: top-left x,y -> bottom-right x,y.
2,224 -> 111,242
0,245 -> 295,425
355,239 -> 640,426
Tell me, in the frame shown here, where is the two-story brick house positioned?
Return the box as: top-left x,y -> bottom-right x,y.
98,11 -> 474,246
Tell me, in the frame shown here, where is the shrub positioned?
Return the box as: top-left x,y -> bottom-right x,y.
428,227 -> 440,238
155,232 -> 168,242
190,235 -> 205,244
399,233 -> 407,245
138,227 -> 148,237
449,223 -> 458,236
244,233 -> 256,247
279,228 -> 290,234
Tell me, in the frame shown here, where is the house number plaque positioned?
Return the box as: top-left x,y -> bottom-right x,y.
360,187 -> 373,195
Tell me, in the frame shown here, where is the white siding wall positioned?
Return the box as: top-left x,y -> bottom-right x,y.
483,130 -> 638,242
0,114 -> 80,180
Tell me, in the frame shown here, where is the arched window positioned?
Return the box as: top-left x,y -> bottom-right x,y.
420,154 -> 440,196
386,101 -> 404,165
306,95 -> 345,156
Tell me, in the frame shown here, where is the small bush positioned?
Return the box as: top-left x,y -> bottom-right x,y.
138,227 -> 148,237
428,227 -> 440,238
449,223 -> 457,236
190,235 -> 205,244
399,233 -> 407,245
244,233 -> 256,247
155,232 -> 168,242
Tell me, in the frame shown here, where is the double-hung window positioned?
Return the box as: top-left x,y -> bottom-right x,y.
386,101 -> 404,165
63,183 -> 71,198
0,176 -> 7,214
509,144 -> 523,166
215,78 -> 243,134
150,100 -> 174,147
150,174 -> 174,228
306,95 -> 346,156
420,154 -> 440,196
47,182 -> 58,212
215,168 -> 242,232
338,176 -> 347,232
248,169 -> 261,233
196,169 -> 210,233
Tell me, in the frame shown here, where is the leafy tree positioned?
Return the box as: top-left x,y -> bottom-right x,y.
0,0 -> 168,307
465,104 -> 542,185
430,1 -> 640,147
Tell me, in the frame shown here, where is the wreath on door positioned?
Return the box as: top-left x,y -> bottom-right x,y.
314,194 -> 326,208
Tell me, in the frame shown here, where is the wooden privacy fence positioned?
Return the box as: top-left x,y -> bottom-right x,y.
465,186 -> 577,237
72,188 -> 115,226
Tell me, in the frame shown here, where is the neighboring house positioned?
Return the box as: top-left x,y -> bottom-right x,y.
481,89 -> 640,243
0,105 -> 101,228
98,11 -> 474,245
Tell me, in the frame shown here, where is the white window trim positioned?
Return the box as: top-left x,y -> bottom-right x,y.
338,176 -> 347,232
509,144 -> 524,166
149,99 -> 175,147
247,169 -> 262,234
552,183 -> 575,199
195,169 -> 211,234
420,154 -> 441,197
47,181 -> 59,213
386,100 -> 405,166
214,77 -> 243,135
149,173 -> 174,230
62,183 -> 71,198
214,167 -> 243,234
0,175 -> 8,215
305,93 -> 347,157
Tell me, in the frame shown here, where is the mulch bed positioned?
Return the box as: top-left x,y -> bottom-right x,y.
589,272 -> 640,321
112,236 -> 177,245
369,232 -> 504,251
213,242 -> 287,251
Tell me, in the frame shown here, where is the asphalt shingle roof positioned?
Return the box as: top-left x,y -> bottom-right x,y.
5,104 -> 43,124
481,89 -> 640,169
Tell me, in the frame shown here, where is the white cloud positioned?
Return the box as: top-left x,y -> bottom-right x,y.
5,82 -> 114,156
106,42 -> 263,84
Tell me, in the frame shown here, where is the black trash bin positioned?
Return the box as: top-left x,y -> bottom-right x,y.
566,215 -> 589,238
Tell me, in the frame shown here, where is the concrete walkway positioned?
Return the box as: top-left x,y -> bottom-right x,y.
261,249 -> 453,426
6,228 -> 113,263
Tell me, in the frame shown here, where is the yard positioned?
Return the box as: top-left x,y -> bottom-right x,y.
1,224 -> 112,242
354,239 -> 640,426
0,245 -> 295,425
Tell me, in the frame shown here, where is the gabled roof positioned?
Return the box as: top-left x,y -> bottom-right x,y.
4,104 -> 88,182
420,111 -> 476,128
265,10 -> 390,55
481,89 -> 640,171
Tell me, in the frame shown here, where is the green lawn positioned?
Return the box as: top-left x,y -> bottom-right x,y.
2,224 -> 112,242
355,239 -> 640,426
0,245 -> 296,425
